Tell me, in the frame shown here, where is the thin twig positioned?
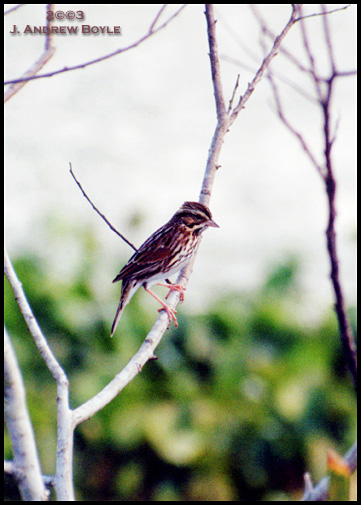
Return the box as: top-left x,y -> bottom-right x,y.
267,69 -> 324,177
69,163 -> 138,252
149,4 -> 167,31
227,74 -> 240,114
299,11 -> 323,103
222,53 -> 318,103
4,4 -> 25,15
296,4 -> 351,21
321,4 -> 336,74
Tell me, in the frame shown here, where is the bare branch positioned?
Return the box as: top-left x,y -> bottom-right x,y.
73,313 -> 170,425
267,68 -> 324,177
250,5 -> 355,83
4,328 -> 49,501
4,248 -> 75,500
334,70 -> 357,77
250,4 -> 312,75
230,5 -> 302,124
257,3 -> 357,392
69,163 -> 138,252
251,4 -> 357,498
303,472 -> 314,495
323,81 -> 357,392
149,4 -> 167,32
4,248 -> 68,385
200,4 -> 302,206
205,5 -> 227,121
219,5 -> 310,125
222,53 -> 318,104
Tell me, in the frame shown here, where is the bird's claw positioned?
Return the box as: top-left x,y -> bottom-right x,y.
158,283 -> 186,303
158,306 -> 178,328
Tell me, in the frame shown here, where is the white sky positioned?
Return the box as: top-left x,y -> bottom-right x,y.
4,4 -> 357,323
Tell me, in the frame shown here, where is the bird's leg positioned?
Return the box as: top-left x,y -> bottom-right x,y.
143,285 -> 178,328
157,279 -> 186,303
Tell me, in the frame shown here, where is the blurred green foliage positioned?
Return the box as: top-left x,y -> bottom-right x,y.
4,242 -> 357,501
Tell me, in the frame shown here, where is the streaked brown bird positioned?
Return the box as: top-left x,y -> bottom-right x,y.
111,201 -> 219,336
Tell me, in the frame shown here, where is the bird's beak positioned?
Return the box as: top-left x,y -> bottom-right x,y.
207,218 -> 219,228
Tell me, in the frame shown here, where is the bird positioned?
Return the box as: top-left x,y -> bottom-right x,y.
111,201 -> 219,336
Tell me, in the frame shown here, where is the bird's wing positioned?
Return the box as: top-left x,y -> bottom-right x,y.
112,246 -> 171,283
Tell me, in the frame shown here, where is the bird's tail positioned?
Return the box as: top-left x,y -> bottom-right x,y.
110,300 -> 125,337
111,279 -> 138,336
